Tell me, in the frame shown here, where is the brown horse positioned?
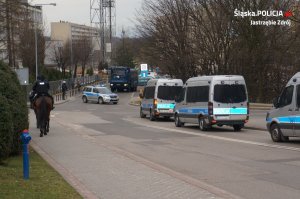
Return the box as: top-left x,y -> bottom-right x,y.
33,95 -> 53,137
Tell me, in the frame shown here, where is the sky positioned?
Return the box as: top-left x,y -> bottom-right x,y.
30,0 -> 143,36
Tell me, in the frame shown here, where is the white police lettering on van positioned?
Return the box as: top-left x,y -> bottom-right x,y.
140,78 -> 183,121
174,75 -> 249,131
266,72 -> 300,142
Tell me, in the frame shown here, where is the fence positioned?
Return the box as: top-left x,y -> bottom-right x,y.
24,75 -> 101,102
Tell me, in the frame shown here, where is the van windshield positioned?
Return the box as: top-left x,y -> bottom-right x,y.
157,86 -> 182,100
214,84 -> 247,103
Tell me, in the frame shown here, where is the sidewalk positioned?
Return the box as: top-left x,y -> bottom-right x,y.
29,111 -> 232,199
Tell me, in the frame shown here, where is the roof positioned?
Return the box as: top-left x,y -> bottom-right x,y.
187,75 -> 245,83
146,78 -> 183,86
287,72 -> 300,85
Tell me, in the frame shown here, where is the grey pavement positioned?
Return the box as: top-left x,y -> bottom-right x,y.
29,110 -> 226,199
245,110 -> 267,130
28,93 -> 300,199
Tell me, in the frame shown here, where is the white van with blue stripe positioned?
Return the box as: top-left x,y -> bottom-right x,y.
140,79 -> 183,121
174,75 -> 249,131
266,72 -> 300,142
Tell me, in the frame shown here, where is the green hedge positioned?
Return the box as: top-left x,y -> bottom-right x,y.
0,61 -> 29,162
0,95 -> 14,162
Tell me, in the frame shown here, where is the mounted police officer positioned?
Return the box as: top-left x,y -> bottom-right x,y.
30,75 -> 54,109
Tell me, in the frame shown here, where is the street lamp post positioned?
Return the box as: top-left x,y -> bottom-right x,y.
33,3 -> 56,80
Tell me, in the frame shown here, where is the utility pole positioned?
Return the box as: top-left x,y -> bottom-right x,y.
90,0 -> 116,70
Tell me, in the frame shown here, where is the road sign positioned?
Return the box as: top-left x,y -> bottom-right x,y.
15,68 -> 29,85
141,64 -> 148,71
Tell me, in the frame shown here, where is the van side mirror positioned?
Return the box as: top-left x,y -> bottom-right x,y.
273,97 -> 279,108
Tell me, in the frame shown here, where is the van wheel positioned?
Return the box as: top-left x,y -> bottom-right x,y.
82,96 -> 88,103
175,114 -> 183,127
140,108 -> 146,118
233,125 -> 242,131
149,109 -> 156,121
270,123 -> 289,142
199,118 -> 208,131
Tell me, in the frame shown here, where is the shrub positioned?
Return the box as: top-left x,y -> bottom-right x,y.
40,67 -> 71,82
0,61 -> 29,158
87,68 -> 94,76
0,95 -> 14,163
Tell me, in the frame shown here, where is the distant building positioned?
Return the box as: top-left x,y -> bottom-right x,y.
51,21 -> 100,50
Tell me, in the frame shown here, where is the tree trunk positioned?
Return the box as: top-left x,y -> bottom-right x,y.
73,63 -> 78,78
5,2 -> 12,67
82,64 -> 85,77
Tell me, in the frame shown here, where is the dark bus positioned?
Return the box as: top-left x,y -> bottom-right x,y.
109,66 -> 138,92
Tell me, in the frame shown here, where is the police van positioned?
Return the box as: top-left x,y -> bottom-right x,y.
266,72 -> 300,142
174,75 -> 249,131
140,79 -> 183,121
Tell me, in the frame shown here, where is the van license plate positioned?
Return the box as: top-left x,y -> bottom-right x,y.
216,116 -> 229,120
159,109 -> 173,113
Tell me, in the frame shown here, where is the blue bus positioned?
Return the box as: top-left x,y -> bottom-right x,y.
109,66 -> 138,92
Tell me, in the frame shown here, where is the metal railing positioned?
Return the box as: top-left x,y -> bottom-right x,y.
24,75 -> 101,101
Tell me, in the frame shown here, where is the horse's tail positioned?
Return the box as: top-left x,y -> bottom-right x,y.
39,97 -> 47,128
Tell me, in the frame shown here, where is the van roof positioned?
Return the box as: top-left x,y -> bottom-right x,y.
186,75 -> 245,83
146,78 -> 183,86
287,72 -> 300,84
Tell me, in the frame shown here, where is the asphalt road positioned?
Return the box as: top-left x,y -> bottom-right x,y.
30,92 -> 300,199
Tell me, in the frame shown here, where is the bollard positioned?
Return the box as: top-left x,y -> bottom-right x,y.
20,129 -> 31,180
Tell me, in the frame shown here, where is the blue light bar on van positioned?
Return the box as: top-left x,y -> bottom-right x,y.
157,103 -> 175,109
214,108 -> 248,115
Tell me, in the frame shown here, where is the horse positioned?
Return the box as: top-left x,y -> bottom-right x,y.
33,95 -> 53,137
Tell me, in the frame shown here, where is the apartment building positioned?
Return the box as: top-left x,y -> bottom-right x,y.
51,21 -> 100,50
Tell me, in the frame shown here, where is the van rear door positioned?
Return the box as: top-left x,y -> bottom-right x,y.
156,83 -> 182,114
212,80 -> 231,121
228,82 -> 248,121
213,82 -> 248,121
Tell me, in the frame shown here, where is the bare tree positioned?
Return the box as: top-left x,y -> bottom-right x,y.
137,0 -> 300,102
0,0 -> 22,68
51,40 -> 71,78
73,36 -> 93,76
72,35 -> 93,77
137,0 -> 196,81
18,8 -> 45,77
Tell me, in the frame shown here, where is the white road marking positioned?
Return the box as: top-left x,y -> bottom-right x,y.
124,117 -> 300,152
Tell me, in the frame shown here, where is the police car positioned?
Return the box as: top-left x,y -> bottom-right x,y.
82,86 -> 119,104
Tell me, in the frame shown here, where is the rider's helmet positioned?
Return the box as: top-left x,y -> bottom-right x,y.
37,75 -> 45,81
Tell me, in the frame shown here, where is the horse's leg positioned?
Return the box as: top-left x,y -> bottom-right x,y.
36,116 -> 40,128
44,121 -> 48,135
40,128 -> 43,137
46,119 -> 50,133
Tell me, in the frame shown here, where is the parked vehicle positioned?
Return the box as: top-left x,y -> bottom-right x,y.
140,78 -> 183,120
267,72 -> 300,142
174,75 -> 249,131
109,66 -> 138,92
138,76 -> 153,86
82,86 -> 119,104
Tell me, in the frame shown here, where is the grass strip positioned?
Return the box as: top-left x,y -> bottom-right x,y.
0,147 -> 82,199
